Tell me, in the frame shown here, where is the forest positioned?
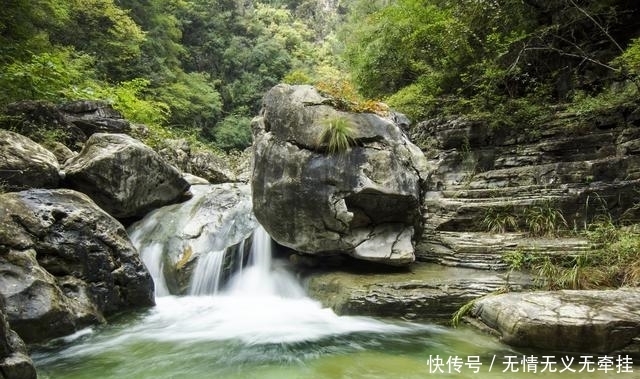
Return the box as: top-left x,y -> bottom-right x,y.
1,0 -> 640,151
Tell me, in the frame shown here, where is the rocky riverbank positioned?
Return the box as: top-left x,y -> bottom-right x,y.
2,89 -> 640,374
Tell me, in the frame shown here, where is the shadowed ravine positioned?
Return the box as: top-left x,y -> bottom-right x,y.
31,225 -> 634,379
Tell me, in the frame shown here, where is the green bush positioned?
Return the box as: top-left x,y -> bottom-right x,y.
212,113 -> 253,152
0,48 -> 95,105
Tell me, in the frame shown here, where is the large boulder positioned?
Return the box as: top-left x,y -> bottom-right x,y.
469,289 -> 640,354
128,183 -> 256,295
252,84 -> 428,265
0,130 -> 60,191
0,297 -> 36,379
2,100 -> 131,152
63,133 -> 190,219
0,189 -> 154,343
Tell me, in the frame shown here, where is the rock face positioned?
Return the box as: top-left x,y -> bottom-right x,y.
64,133 -> 190,219
158,139 -> 236,183
0,297 -> 36,379
128,183 -> 255,295
412,107 -> 640,268
305,263 -> 532,320
59,100 -> 130,136
0,130 -> 60,191
252,84 -> 428,265
0,189 -> 154,343
470,289 -> 640,354
2,100 -> 130,151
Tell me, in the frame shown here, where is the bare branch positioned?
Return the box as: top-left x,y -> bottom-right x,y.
524,46 -> 621,72
569,0 -> 624,53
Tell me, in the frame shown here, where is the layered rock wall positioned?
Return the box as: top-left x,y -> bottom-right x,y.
411,106 -> 640,268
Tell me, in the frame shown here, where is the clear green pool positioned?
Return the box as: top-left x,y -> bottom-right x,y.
33,295 -> 638,379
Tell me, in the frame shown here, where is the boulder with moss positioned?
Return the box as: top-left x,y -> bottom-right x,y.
0,189 -> 154,344
158,139 -> 236,183
252,84 -> 428,266
63,133 -> 190,219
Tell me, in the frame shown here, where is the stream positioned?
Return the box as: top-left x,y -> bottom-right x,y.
31,194 -> 637,378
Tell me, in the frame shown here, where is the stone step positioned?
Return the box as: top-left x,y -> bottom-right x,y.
416,231 -> 592,270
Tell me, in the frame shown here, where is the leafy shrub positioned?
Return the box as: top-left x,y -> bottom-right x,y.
94,78 -> 170,126
212,113 -> 253,152
0,48 -> 95,105
315,78 -> 388,115
315,117 -> 356,154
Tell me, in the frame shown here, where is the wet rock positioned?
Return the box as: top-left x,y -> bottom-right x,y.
0,189 -> 154,343
128,183 -> 255,295
0,296 -> 36,379
0,130 -> 60,191
252,84 -> 428,266
64,133 -> 190,219
470,289 -> 640,354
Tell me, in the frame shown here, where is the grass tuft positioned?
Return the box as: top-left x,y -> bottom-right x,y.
315,117 -> 356,154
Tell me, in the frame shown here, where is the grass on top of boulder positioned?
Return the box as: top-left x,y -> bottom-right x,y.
315,116 -> 357,154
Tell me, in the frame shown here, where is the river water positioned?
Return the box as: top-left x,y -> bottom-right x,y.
32,224 -> 637,378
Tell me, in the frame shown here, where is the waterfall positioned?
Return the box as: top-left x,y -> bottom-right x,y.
188,250 -> 225,295
127,183 -> 256,296
187,225 -> 305,298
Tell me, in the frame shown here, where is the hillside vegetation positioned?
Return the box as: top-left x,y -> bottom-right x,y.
2,0 -> 640,149
342,0 -> 640,126
0,0 -> 345,151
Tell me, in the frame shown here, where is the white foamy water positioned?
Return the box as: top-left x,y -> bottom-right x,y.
40,225 -> 436,363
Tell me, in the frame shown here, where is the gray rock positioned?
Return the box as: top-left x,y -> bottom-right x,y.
158,139 -> 236,183
304,263 -> 532,320
470,289 -> 640,354
0,189 -> 154,343
252,84 -> 428,265
0,130 -> 60,191
46,141 -> 76,164
64,133 -> 190,219
413,112 -> 640,269
0,297 -> 36,379
59,100 -> 130,136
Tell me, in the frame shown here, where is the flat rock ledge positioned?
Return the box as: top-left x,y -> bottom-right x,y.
469,289 -> 640,355
304,263 -> 532,320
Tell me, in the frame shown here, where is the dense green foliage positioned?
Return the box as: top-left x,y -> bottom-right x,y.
0,0 -> 342,151
3,1 -> 640,149
343,0 -> 640,124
